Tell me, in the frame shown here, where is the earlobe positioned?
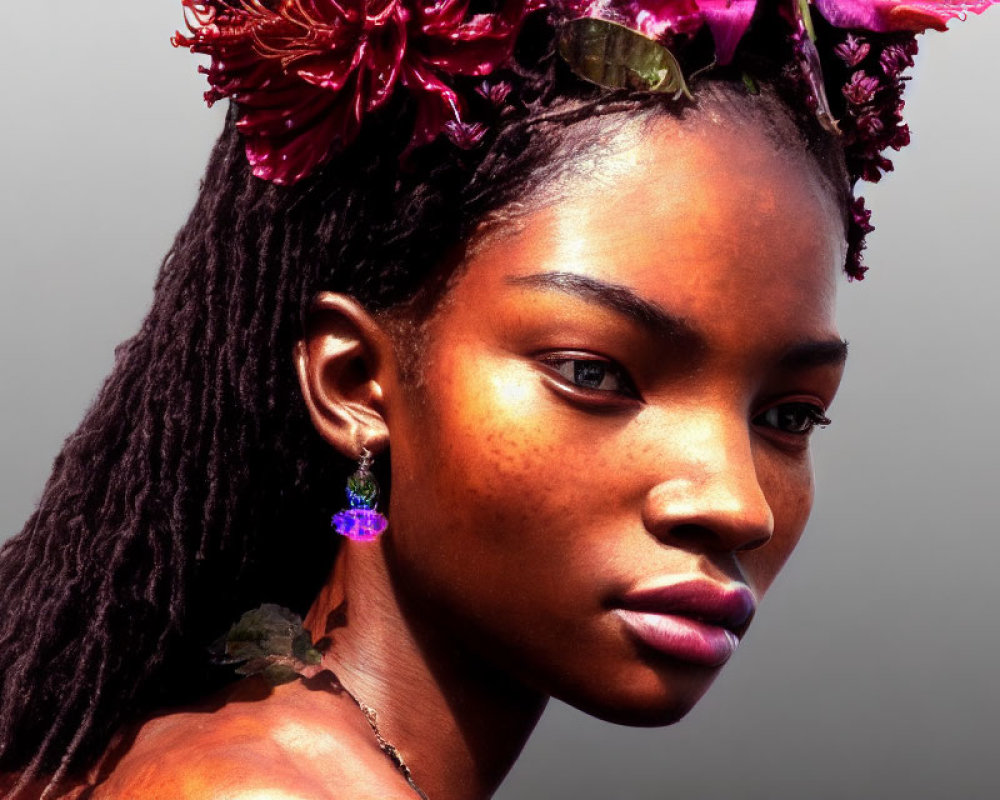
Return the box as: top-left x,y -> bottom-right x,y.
294,293 -> 393,459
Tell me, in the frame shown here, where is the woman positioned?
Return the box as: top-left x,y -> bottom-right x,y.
1,1 -> 997,798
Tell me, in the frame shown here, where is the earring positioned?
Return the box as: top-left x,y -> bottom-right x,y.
331,447 -> 388,541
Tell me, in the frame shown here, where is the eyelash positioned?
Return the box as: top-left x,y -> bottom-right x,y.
538,354 -> 832,436
752,403 -> 832,437
537,354 -> 639,400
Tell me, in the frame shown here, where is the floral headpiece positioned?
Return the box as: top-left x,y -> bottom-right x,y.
175,1 -> 997,277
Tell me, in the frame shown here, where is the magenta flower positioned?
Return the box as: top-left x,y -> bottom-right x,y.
174,0 -> 538,184
697,0 -> 758,64
814,0 -> 999,32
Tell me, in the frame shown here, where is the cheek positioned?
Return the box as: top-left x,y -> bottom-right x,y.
387,349 -> 590,594
384,340 -> 652,670
742,453 -> 815,596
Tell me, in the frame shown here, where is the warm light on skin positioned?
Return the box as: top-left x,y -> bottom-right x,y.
379,109 -> 847,730
487,370 -> 536,411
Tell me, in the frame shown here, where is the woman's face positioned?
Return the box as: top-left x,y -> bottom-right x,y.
382,110 -> 846,724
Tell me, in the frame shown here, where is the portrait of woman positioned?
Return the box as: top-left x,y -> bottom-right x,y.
1,1 -> 998,798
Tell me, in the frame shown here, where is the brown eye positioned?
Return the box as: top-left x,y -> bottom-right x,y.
754,403 -> 831,436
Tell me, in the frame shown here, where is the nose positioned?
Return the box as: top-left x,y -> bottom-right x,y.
641,415 -> 775,553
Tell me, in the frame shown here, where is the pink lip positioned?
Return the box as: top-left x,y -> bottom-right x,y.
614,580 -> 757,667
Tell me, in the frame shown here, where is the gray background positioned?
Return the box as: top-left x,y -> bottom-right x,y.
2,4 -> 998,798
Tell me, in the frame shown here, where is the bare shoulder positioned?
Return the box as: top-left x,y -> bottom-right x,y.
87,679 -> 415,800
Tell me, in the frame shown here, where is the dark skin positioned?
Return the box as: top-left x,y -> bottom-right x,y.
81,110 -> 846,800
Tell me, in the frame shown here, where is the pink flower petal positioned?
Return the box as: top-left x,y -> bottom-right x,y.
814,0 -> 999,32
401,58 -> 463,149
698,0 -> 758,65
631,0 -> 704,39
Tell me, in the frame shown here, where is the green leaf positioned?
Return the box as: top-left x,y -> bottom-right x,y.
216,604 -> 323,684
797,0 -> 817,42
558,19 -> 693,99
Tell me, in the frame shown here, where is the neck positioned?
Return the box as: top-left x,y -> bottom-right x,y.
304,541 -> 548,800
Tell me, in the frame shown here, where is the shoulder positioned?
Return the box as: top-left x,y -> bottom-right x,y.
87,679 -> 415,800
87,718 -> 324,800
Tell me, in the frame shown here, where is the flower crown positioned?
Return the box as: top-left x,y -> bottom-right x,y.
174,1 -> 997,277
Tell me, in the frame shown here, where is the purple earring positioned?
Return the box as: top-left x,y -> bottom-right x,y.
331,447 -> 388,541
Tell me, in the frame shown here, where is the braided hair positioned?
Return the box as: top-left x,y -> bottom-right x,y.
0,6 -> 910,796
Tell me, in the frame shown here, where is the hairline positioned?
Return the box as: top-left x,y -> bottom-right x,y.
380,80 -> 850,385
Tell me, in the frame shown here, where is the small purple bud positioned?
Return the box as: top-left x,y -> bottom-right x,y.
845,246 -> 869,281
889,124 -> 911,150
859,153 -> 894,183
842,71 -> 881,105
854,109 -> 884,138
851,197 -> 875,234
879,44 -> 914,78
476,80 -> 512,107
444,119 -> 489,149
845,196 -> 872,281
834,34 -> 870,67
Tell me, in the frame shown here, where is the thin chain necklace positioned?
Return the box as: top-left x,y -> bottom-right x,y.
348,693 -> 431,800
217,605 -> 431,800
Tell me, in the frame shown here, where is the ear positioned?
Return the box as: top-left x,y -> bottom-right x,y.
294,292 -> 394,459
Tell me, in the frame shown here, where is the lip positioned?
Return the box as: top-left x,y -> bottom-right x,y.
613,579 -> 757,667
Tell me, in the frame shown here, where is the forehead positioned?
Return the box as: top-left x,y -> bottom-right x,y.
456,111 -> 844,348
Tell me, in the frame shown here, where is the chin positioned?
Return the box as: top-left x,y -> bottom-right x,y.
553,660 -> 724,728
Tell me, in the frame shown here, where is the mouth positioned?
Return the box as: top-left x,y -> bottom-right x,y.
613,579 -> 757,668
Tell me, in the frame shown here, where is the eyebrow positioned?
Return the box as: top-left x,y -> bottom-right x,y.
505,271 -> 701,344
505,270 -> 848,370
777,338 -> 849,370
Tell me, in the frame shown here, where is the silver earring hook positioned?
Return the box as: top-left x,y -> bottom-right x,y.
358,447 -> 374,473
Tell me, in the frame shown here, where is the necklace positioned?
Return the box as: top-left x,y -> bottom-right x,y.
218,604 -> 431,800
350,694 -> 431,800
